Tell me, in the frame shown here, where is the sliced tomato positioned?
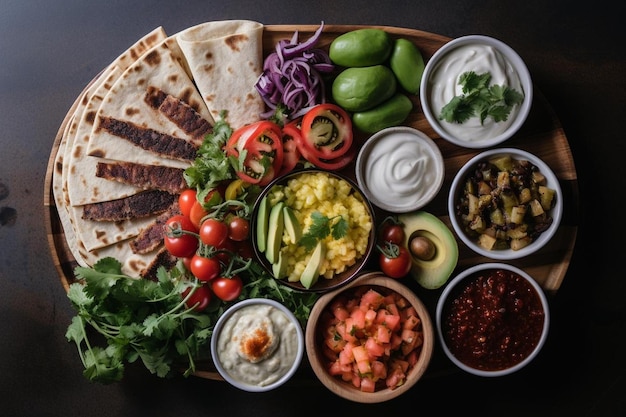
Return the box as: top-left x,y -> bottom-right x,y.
224,121 -> 283,185
278,120 -> 303,176
296,139 -> 356,171
299,104 -> 353,160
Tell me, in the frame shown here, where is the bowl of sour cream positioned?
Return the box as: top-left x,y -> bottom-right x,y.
355,126 -> 445,213
210,298 -> 304,392
420,35 -> 533,148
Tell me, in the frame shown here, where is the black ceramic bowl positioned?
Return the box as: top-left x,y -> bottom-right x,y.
250,168 -> 376,293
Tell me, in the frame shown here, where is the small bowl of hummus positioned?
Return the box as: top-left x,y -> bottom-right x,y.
210,298 -> 304,391
420,35 -> 533,149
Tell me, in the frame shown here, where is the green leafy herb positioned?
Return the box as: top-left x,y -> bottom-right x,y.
439,71 -> 524,125
299,211 -> 348,251
183,111 -> 235,199
65,256 -> 318,384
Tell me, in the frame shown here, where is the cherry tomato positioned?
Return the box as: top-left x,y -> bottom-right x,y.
163,215 -> 198,258
182,284 -> 212,312
178,189 -> 197,218
189,188 -> 223,229
379,220 -> 405,245
199,218 -> 229,247
214,238 -> 235,265
228,216 -> 250,241
211,275 -> 243,301
224,120 -> 283,186
299,104 -> 353,160
379,245 -> 412,279
190,254 -> 221,282
236,239 -> 254,260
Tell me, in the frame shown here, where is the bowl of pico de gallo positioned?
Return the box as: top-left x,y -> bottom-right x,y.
305,272 -> 434,403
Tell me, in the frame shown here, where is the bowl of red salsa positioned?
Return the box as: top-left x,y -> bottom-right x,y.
435,263 -> 549,376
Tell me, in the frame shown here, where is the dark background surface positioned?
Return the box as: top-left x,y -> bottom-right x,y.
1,1 -> 624,416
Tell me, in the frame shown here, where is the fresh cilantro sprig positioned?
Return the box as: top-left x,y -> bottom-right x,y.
299,211 -> 349,251
183,111 -> 235,202
439,71 -> 524,125
65,256 -> 319,384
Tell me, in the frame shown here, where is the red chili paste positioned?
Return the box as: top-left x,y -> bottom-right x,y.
442,269 -> 545,371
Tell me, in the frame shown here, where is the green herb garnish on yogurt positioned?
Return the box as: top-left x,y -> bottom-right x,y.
439,71 -> 524,125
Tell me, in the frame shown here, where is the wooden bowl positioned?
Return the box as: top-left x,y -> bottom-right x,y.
305,272 -> 434,403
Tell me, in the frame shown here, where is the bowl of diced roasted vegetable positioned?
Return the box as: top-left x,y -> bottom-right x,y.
448,148 -> 563,260
250,168 -> 376,292
305,272 -> 434,403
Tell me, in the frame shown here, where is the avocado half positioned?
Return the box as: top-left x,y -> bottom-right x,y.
398,211 -> 459,289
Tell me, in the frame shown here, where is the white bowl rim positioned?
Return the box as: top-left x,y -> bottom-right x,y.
435,262 -> 550,377
355,126 -> 445,213
447,147 -> 563,260
420,34 -> 533,149
210,297 -> 304,392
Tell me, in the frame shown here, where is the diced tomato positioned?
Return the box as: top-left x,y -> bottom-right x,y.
360,377 -> 376,393
364,336 -> 385,359
360,289 -> 384,310
371,360 -> 387,380
319,286 -> 424,393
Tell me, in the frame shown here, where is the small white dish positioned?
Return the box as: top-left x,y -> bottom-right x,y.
210,298 -> 304,392
436,263 -> 550,377
355,126 -> 444,213
420,35 -> 533,149
448,147 -> 562,260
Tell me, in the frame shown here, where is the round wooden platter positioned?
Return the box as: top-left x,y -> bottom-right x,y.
43,24 -> 579,381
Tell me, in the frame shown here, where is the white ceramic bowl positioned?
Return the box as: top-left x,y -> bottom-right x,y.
355,126 -> 445,213
436,263 -> 549,377
448,147 -> 562,260
420,35 -> 533,149
210,298 -> 304,392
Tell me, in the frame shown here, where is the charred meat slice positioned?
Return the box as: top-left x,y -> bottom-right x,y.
130,203 -> 180,254
95,161 -> 186,194
144,86 -> 213,141
82,190 -> 176,222
141,247 -> 178,281
97,116 -> 198,161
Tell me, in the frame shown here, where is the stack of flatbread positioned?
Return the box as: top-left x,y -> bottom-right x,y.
52,21 -> 266,277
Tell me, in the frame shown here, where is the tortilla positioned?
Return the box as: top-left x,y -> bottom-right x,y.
176,20 -> 265,129
53,27 -> 174,276
86,36 -> 213,168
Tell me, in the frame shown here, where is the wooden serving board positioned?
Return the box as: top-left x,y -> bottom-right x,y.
43,24 -> 578,381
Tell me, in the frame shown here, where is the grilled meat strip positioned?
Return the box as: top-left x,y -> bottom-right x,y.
140,247 -> 178,281
95,161 -> 186,194
97,116 -> 198,161
82,190 -> 176,222
144,86 -> 213,141
130,203 -> 180,254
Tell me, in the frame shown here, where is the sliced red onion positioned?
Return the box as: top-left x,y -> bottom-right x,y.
255,22 -> 334,120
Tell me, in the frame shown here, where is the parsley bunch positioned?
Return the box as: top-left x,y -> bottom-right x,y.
439,71 -> 524,125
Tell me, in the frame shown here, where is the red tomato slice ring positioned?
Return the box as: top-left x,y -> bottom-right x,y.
299,104 -> 353,160
224,121 -> 284,185
278,121 -> 303,176
296,138 -> 356,171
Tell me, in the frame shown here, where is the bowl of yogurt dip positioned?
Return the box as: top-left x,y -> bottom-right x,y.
210,298 -> 304,392
355,126 -> 445,213
420,35 -> 533,148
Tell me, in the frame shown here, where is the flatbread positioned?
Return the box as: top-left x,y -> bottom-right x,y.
53,27 -> 173,276
176,20 -> 265,129
86,36 -> 213,168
